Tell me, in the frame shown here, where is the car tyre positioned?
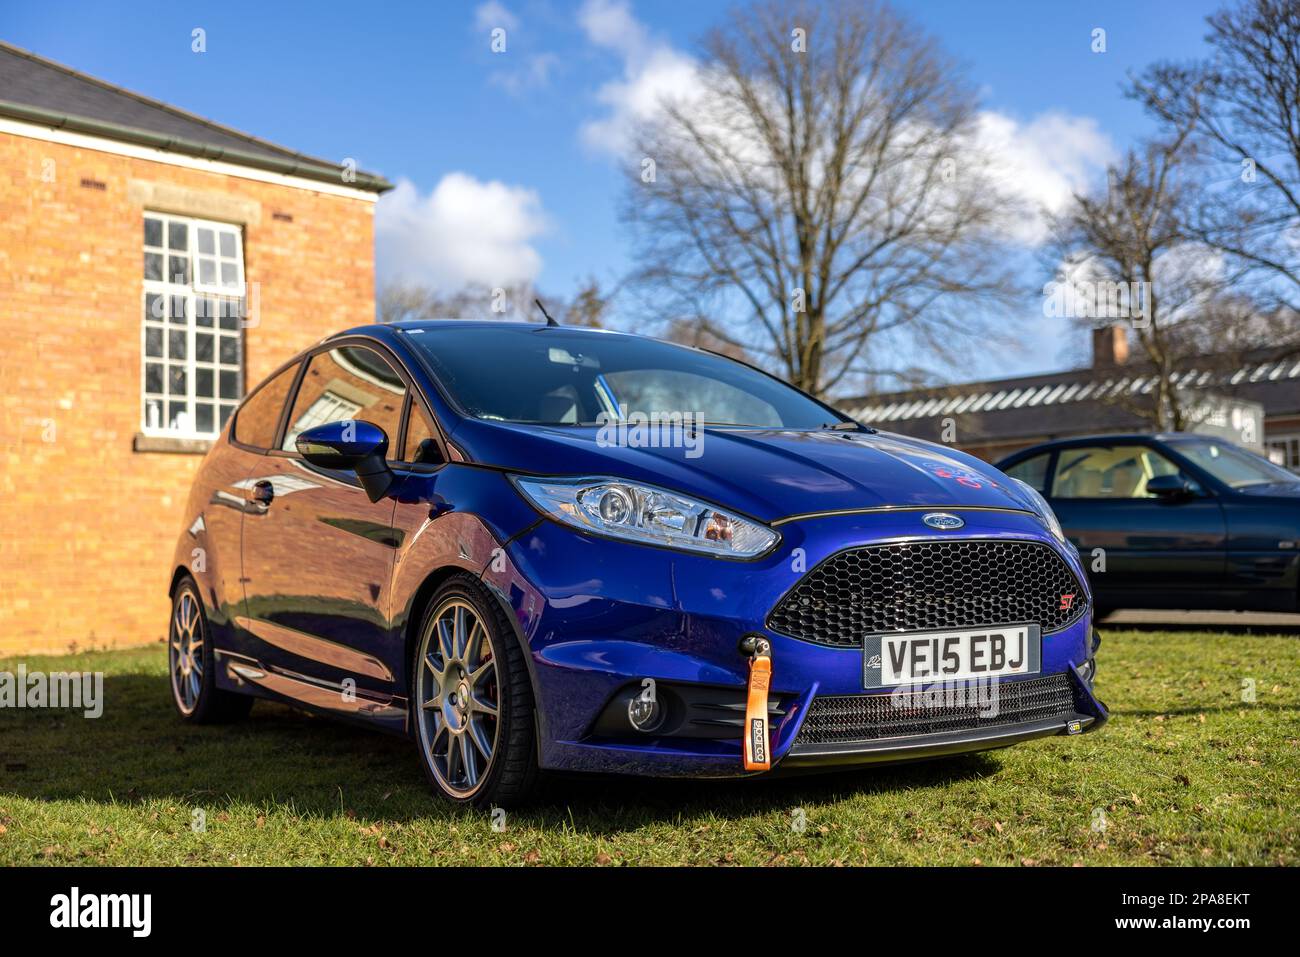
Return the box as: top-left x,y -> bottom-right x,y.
411,574 -> 541,808
168,576 -> 254,723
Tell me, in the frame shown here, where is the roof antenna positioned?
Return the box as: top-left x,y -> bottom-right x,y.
534,298 -> 559,327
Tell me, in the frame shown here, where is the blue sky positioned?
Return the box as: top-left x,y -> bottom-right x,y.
2,0 -> 1226,381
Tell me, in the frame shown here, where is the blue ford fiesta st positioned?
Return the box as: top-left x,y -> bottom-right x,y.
168,320 -> 1107,806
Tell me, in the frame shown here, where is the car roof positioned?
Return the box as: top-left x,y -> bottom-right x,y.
335,319 -> 637,337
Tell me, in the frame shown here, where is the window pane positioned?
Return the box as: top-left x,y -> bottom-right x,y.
199,259 -> 216,285
219,369 -> 239,399
219,301 -> 240,330
144,218 -> 163,248
282,346 -> 404,452
233,363 -> 299,449
145,397 -> 164,429
144,253 -> 163,281
168,330 -> 187,360
219,404 -> 235,429
145,293 -> 164,322
219,336 -> 239,365
220,261 -> 238,287
145,327 -> 163,357
168,256 -> 189,284
196,368 -> 214,398
1050,446 -> 1185,499
145,363 -> 163,394
197,228 -> 214,254
168,221 -> 188,250
168,365 -> 187,396
169,295 -> 186,321
1004,453 -> 1049,493
168,401 -> 188,429
195,332 -> 214,362
195,404 -> 214,433
219,232 -> 236,257
402,402 -> 440,463
196,297 -> 216,327
1172,439 -> 1296,488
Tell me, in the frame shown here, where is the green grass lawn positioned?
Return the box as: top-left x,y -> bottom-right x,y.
1,627 -> 1296,866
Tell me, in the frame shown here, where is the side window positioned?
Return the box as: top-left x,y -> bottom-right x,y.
401,401 -> 442,464
282,345 -> 405,454
232,362 -> 299,450
1003,453 -> 1050,493
1051,445 -> 1187,499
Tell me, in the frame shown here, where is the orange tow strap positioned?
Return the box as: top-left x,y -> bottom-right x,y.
743,645 -> 772,771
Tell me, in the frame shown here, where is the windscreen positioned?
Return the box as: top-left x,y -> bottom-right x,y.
402,326 -> 845,429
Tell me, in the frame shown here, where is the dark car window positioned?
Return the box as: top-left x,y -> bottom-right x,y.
401,400 -> 441,464
403,326 -> 848,429
232,361 -> 299,450
1170,439 -> 1298,488
1003,452 -> 1050,492
282,345 -> 405,453
1051,445 -> 1184,499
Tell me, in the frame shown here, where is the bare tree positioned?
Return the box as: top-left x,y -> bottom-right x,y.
378,277 -> 615,327
1047,128 -> 1260,429
622,0 -> 1020,398
1132,0 -> 1300,311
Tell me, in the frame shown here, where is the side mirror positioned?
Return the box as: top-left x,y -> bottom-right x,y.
1146,473 -> 1193,499
295,420 -> 395,503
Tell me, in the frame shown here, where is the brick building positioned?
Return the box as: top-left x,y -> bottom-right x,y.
0,42 -> 392,654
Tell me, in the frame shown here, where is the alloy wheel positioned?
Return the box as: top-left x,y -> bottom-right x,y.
169,588 -> 204,715
416,598 -> 501,797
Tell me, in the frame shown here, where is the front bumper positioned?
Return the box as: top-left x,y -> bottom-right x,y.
488,508 -> 1107,777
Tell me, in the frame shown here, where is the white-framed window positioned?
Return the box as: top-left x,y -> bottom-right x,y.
141,212 -> 246,439
1266,433 -> 1300,473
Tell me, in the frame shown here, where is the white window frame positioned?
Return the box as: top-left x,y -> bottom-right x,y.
140,212 -> 246,440
1266,433 -> 1300,473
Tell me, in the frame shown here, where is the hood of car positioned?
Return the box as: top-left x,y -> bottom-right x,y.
452,420 -> 1034,523
1232,480 -> 1300,499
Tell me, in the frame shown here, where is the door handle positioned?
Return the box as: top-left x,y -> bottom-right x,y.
251,480 -> 275,507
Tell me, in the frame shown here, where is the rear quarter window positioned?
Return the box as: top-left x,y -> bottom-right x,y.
232,362 -> 299,450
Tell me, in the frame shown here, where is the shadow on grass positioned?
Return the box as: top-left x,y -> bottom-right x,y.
0,673 -> 1003,833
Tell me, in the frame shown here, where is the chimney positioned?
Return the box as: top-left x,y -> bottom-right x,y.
1092,323 -> 1129,369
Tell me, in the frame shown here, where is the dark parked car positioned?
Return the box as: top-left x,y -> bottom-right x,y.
168,320 -> 1106,807
997,434 -> 1300,615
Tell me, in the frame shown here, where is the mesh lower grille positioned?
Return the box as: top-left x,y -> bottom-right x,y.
794,673 -> 1077,746
768,539 -> 1085,647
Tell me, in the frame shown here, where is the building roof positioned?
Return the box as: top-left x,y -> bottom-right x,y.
840,350 -> 1300,446
0,41 -> 392,193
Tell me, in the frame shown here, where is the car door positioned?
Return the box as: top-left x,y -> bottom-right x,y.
1045,442 -> 1227,601
239,341 -> 408,698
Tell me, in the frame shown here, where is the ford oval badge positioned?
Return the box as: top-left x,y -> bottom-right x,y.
922,512 -> 964,530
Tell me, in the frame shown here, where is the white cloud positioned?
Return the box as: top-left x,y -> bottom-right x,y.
376,174 -> 547,292
474,1 -> 518,34
490,52 -> 561,95
975,111 -> 1118,243
578,0 -> 702,155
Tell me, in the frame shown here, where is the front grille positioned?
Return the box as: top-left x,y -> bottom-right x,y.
767,539 -> 1085,647
794,673 -> 1076,746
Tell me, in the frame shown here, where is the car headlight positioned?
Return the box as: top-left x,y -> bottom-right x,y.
1010,478 -> 1067,544
512,476 -> 779,558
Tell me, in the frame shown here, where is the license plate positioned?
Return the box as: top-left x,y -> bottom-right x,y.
863,624 -> 1041,688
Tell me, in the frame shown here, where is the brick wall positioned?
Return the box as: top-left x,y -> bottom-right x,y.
0,129 -> 377,655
